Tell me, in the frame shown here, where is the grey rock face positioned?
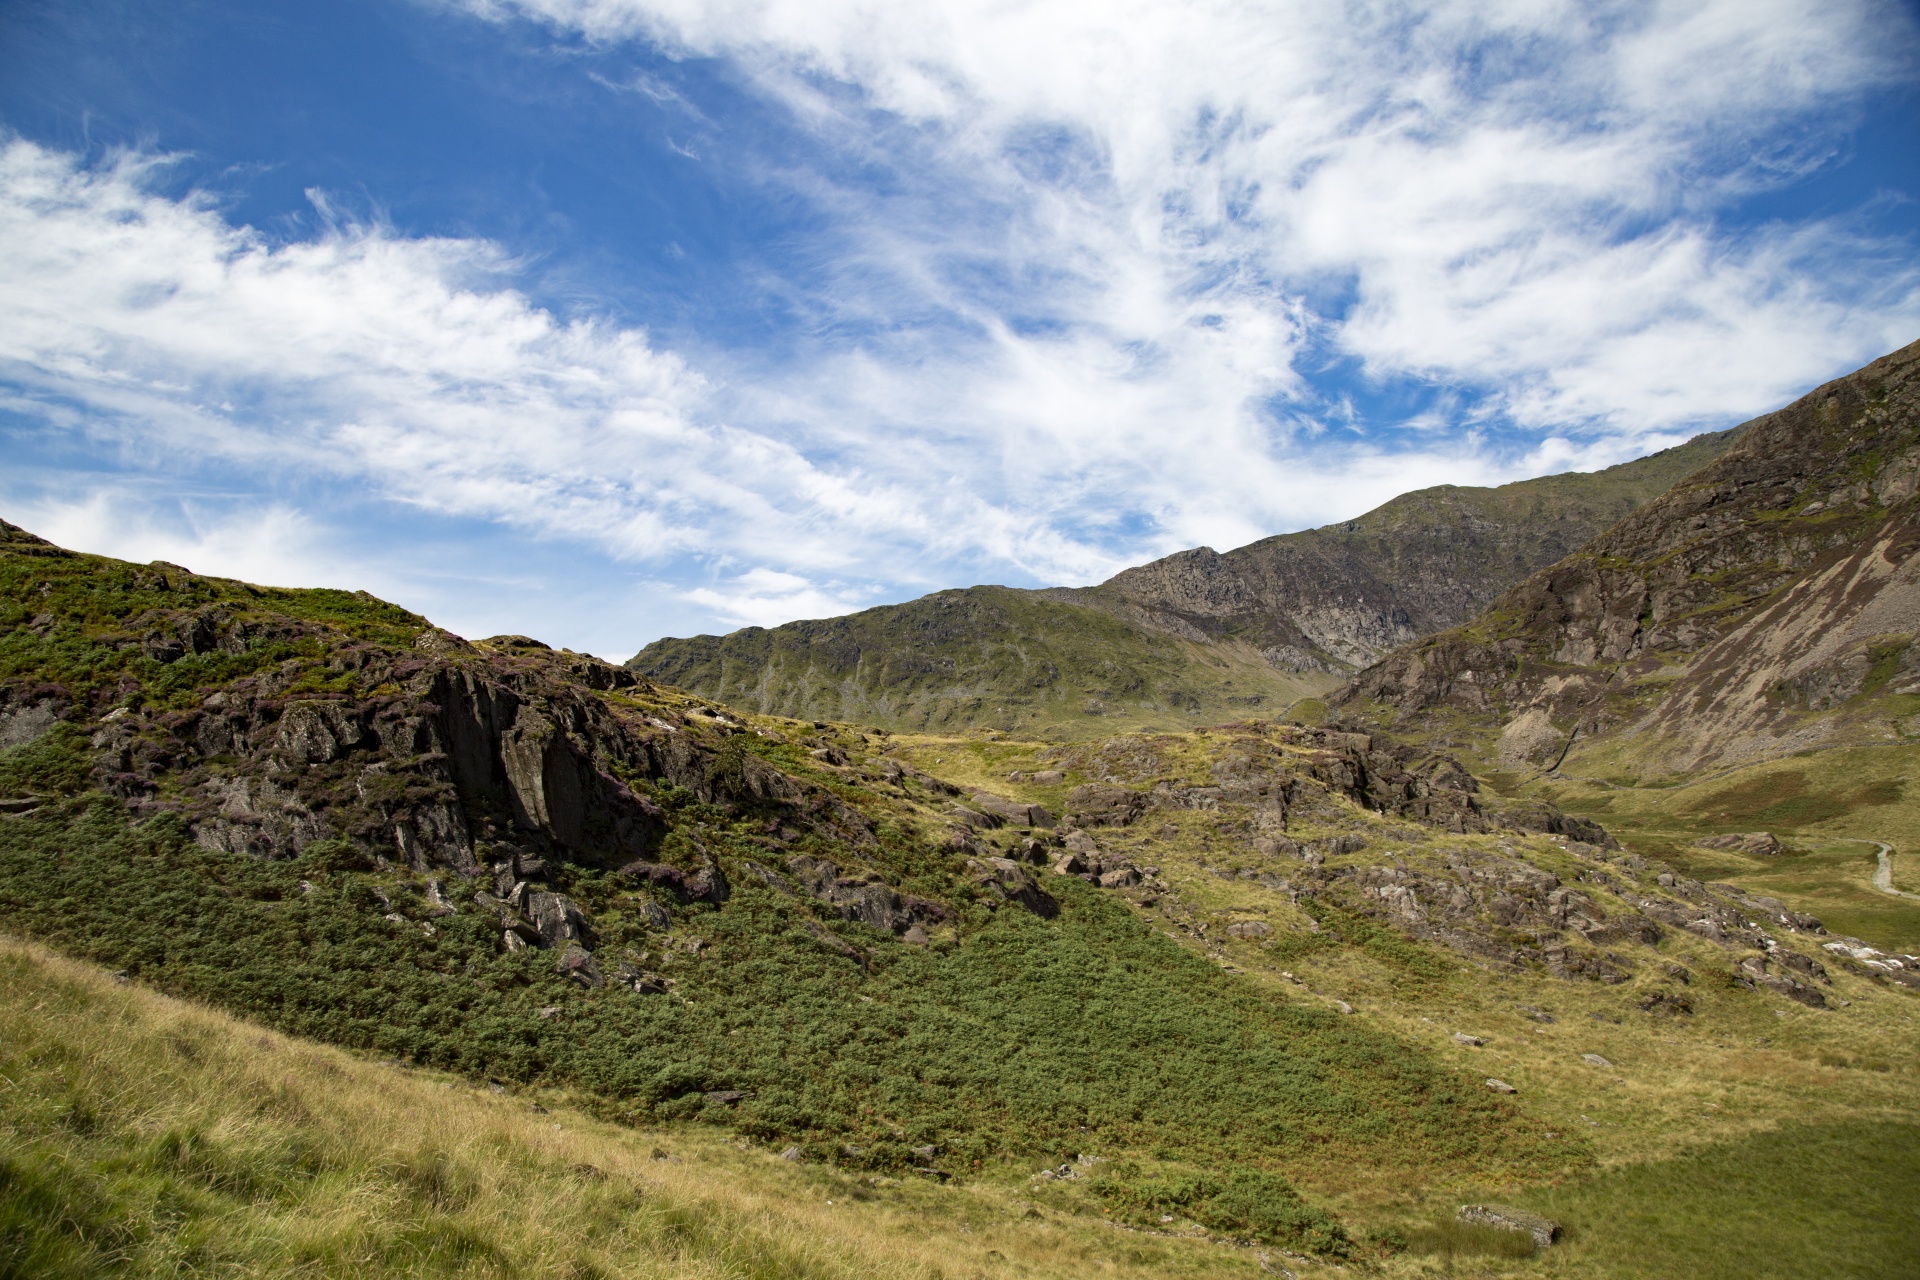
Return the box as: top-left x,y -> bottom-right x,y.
527,891 -> 591,948
967,857 -> 1059,919
787,854 -> 917,933
1457,1204 -> 1559,1248
0,699 -> 58,750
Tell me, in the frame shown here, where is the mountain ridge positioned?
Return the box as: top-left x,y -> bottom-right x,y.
631,430 -> 1736,734
1334,337 -> 1920,778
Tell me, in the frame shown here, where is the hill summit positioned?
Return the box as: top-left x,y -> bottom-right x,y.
630,431 -> 1734,735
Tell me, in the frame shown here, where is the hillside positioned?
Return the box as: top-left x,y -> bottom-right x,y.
1336,337 -> 1920,779
630,431 -> 1734,735
5,515 -> 1920,1277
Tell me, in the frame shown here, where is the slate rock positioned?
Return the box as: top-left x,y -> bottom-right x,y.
527,891 -> 590,948
556,945 -> 603,987
1695,831 -> 1783,856
1066,784 -> 1148,827
1457,1204 -> 1559,1248
968,857 -> 1060,918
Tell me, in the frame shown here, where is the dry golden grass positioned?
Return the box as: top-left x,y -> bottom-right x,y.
0,935 -> 1289,1279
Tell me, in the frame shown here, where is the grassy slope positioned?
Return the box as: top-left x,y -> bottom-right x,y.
629,435 -> 1734,740
0,937 -> 1262,1280
0,527 -> 1543,1261
12,753 -> 1915,1280
628,584 -> 1335,738
1518,742 -> 1920,954
893,732 -> 1920,1275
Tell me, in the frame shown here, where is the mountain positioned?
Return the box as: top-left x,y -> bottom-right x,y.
629,430 -> 1735,735
1336,338 -> 1920,778
5,517 -> 1918,1276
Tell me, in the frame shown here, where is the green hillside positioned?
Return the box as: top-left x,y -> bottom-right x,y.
5,519 -> 1920,1278
628,584 -> 1334,737
631,431 -> 1735,735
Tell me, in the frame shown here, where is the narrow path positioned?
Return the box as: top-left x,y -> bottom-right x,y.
1846,839 -> 1920,904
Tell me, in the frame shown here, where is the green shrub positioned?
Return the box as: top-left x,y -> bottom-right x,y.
1090,1167 -> 1350,1253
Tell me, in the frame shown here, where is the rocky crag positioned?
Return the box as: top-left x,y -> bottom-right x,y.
936,721 -> 1862,1007
1049,429 -> 1735,672
1336,338 -> 1920,775
631,431 -> 1733,735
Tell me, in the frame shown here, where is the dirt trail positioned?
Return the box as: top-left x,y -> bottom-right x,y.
1856,840 -> 1920,904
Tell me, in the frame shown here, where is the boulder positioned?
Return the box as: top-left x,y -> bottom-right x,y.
968,857 -> 1059,918
1457,1204 -> 1559,1248
1695,831 -> 1783,856
1062,829 -> 1102,856
1065,784 -> 1148,827
788,855 -> 914,933
555,945 -> 603,987
1225,920 -> 1272,939
971,793 -> 1056,828
948,805 -> 1000,830
527,891 -> 590,948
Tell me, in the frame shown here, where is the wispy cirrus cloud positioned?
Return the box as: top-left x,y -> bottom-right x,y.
478,0 -> 1920,447
2,0 -> 1917,651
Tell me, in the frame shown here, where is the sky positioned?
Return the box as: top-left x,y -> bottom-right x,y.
2,1 -> 1918,658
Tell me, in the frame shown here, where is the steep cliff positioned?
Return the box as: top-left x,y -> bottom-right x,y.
1336,338 -> 1920,775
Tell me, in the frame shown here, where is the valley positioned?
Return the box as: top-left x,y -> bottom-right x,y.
5,340 -> 1920,1277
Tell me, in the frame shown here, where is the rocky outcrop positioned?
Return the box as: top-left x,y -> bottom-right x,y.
1064,725 -> 1607,846
1338,339 -> 1920,773
1695,832 -> 1783,856
1457,1205 -> 1560,1249
967,856 -> 1059,918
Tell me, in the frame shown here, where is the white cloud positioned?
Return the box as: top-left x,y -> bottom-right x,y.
0,140 -> 951,582
4,0 -> 1919,645
477,0 -> 1920,449
685,567 -> 873,629
12,490 -> 379,595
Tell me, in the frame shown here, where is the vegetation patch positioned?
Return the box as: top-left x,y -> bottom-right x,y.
1089,1163 -> 1348,1253
1518,1120 -> 1920,1280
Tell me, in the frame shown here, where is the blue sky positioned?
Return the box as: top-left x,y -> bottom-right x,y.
2,0 -> 1918,657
